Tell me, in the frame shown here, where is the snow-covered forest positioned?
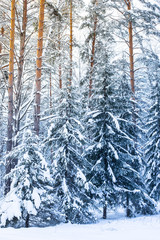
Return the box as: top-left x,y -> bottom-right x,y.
0,0 -> 160,229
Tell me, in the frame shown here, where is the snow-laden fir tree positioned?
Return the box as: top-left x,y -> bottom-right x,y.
81,0 -> 157,218
112,57 -> 156,217
45,86 -> 97,224
145,52 -> 160,204
85,51 -> 156,218
81,0 -> 121,218
0,130 -> 58,228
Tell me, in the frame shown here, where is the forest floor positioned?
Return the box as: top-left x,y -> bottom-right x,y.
0,209 -> 160,240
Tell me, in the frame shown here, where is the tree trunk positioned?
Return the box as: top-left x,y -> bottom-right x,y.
124,0 -> 134,94
5,0 -> 16,195
49,71 -> 52,108
25,213 -> 29,228
68,0 -> 72,89
58,18 -> 62,89
34,0 -> 45,135
103,158 -> 108,219
103,204 -> 107,219
0,27 -> 4,54
126,192 -> 132,217
124,0 -> 135,124
89,0 -> 98,98
14,0 -> 27,143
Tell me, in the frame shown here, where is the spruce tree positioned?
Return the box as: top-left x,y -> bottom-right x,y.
0,130 -> 56,227
46,86 -> 96,224
145,52 -> 160,203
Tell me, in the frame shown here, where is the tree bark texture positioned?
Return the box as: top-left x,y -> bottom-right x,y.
124,0 -> 136,126
89,0 -> 98,98
58,19 -> 62,89
34,0 -> 45,135
127,1 -> 135,96
0,27 -> 4,53
14,0 -> 28,140
68,0 -> 72,89
5,0 -> 16,195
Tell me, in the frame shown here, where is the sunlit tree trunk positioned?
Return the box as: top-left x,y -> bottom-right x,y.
124,0 -> 135,109
123,0 -> 137,136
34,0 -> 45,135
89,0 -> 98,98
14,0 -> 28,142
0,27 -> 4,53
5,0 -> 16,195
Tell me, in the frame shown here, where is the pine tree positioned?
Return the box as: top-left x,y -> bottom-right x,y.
145,52 -> 160,203
0,130 -> 56,227
45,86 -> 96,223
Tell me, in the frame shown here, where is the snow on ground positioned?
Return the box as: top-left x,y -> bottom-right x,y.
0,213 -> 160,240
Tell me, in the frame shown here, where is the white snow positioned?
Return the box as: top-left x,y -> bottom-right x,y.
108,163 -> 117,183
0,191 -> 21,226
0,214 -> 160,240
23,200 -> 37,215
108,112 -> 120,131
62,178 -> 68,193
77,168 -> 86,182
108,142 -> 119,160
32,188 -> 41,209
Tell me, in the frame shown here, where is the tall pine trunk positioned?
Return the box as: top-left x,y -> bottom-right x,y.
89,0 -> 98,98
14,0 -> 27,143
5,0 -> 16,195
34,0 -> 45,135
68,0 -> 72,89
126,0 -> 135,95
58,17 -> 62,89
124,0 -> 135,123
123,0 -> 136,211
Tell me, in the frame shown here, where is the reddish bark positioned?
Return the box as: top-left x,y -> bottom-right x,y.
123,0 -> 135,95
5,0 -> 16,195
15,0 -> 28,139
34,0 -> 45,135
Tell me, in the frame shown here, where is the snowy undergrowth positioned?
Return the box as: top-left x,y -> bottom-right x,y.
0,213 -> 160,240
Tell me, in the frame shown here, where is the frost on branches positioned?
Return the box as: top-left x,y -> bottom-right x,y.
0,130 -> 57,228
